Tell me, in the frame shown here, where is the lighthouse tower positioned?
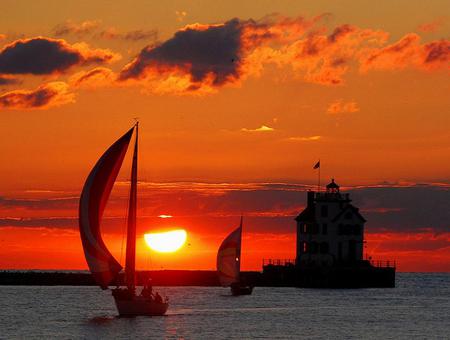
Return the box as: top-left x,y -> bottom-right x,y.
295,179 -> 366,267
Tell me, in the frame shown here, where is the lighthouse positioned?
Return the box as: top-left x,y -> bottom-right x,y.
295,179 -> 366,267
262,178 -> 395,287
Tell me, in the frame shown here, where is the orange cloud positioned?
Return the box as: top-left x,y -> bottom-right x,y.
93,15 -> 447,95
417,17 -> 446,33
69,67 -> 116,89
175,11 -> 187,22
327,100 -> 360,115
0,75 -> 20,86
360,33 -> 450,72
0,82 -> 74,110
287,135 -> 322,141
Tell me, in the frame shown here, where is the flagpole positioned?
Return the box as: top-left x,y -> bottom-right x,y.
318,159 -> 320,193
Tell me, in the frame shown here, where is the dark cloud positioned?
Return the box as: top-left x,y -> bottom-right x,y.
423,39 -> 450,64
0,37 -> 119,75
52,20 -> 100,37
0,217 -> 77,229
0,76 -> 20,85
350,185 -> 449,233
328,24 -> 356,43
2,182 -> 448,235
0,82 -> 74,109
119,19 -> 243,85
98,28 -> 158,42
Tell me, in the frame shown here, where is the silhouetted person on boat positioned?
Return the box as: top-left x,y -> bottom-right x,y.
141,278 -> 153,298
154,292 -> 163,303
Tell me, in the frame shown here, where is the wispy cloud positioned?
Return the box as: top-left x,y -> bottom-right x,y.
52,20 -> 101,36
175,11 -> 187,22
158,214 -> 173,219
417,17 -> 446,33
360,33 -> 450,72
241,125 -> 275,132
287,135 -> 322,141
0,82 -> 74,110
52,19 -> 158,42
327,100 -> 359,115
97,28 -> 157,42
69,67 -> 116,89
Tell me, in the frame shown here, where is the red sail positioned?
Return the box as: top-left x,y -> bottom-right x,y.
216,218 -> 243,286
125,124 -> 138,291
79,128 -> 134,289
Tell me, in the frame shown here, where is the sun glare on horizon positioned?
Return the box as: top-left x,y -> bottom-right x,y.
144,229 -> 187,253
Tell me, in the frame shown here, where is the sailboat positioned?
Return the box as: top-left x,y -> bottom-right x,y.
216,217 -> 253,296
78,123 -> 168,316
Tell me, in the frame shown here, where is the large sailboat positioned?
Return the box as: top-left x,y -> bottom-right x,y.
79,123 -> 168,316
216,217 -> 253,296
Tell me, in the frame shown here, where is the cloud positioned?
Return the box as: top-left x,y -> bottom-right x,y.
52,20 -> 101,36
360,33 -> 450,72
0,82 -> 74,110
0,37 -> 120,76
119,19 -> 244,89
175,11 -> 187,22
241,125 -> 275,132
417,17 -> 446,33
116,15 -> 388,93
1,182 -> 448,236
327,100 -> 360,115
0,34 -> 6,40
52,20 -> 158,42
69,67 -> 116,88
287,135 -> 322,141
0,75 -> 20,86
97,28 -> 158,41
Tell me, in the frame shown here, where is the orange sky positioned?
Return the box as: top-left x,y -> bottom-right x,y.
0,1 -> 449,272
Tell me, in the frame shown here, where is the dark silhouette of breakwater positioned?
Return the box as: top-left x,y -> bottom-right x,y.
0,270 -> 262,286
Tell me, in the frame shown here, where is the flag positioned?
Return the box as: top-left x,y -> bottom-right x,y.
313,161 -> 320,169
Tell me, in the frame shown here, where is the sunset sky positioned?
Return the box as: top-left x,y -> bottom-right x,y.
0,0 -> 449,272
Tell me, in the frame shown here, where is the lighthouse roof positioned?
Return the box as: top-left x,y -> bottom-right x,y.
295,205 -> 315,222
326,178 -> 339,189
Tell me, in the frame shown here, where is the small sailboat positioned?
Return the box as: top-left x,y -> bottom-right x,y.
79,123 -> 168,316
216,217 -> 253,296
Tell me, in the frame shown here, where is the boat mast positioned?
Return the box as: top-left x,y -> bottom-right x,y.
125,122 -> 138,291
236,216 -> 243,282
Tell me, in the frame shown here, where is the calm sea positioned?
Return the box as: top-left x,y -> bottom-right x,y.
1,273 -> 449,339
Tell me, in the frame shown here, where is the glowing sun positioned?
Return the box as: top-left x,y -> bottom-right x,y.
144,229 -> 187,253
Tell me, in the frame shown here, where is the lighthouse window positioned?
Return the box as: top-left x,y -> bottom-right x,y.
354,225 -> 361,235
302,241 -> 308,253
321,205 -> 328,217
322,224 -> 328,235
345,211 -> 352,219
301,224 -> 307,234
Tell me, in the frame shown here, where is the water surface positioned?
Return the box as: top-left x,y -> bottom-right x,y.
1,273 -> 449,339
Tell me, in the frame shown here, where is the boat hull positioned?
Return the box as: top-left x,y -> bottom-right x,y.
113,292 -> 168,316
231,285 -> 253,296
